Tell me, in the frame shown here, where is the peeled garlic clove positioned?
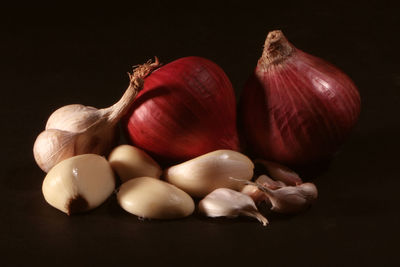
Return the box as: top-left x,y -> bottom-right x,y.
199,188 -> 268,226
255,159 -> 302,185
42,154 -> 115,215
117,177 -> 194,219
108,145 -> 162,182
165,150 -> 254,197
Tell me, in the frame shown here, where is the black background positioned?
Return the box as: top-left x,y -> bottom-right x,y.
1,1 -> 399,266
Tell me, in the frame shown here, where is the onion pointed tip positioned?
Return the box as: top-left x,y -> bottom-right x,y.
260,30 -> 294,67
266,30 -> 284,43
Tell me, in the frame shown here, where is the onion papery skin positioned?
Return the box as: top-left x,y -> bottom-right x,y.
240,31 -> 361,166
124,56 -> 239,164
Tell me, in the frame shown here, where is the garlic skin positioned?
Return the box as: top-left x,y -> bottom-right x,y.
249,180 -> 318,214
241,175 -> 284,204
34,125 -> 118,173
255,159 -> 302,186
42,154 -> 115,215
46,104 -> 101,132
34,129 -> 77,173
198,188 -> 268,226
265,183 -> 318,213
165,150 -> 254,198
256,174 -> 286,189
108,145 -> 162,182
33,59 -> 160,173
117,177 -> 194,219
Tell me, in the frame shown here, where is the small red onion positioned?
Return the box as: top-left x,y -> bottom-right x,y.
123,56 -> 239,164
240,30 -> 361,166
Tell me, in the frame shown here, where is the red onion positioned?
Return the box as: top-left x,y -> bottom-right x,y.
240,30 -> 361,166
123,56 -> 239,164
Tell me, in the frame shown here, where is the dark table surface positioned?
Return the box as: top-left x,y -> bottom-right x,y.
1,1 -> 399,266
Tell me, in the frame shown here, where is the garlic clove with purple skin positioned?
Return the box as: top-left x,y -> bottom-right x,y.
241,174 -> 284,204
267,183 -> 318,213
241,184 -> 267,204
255,159 -> 302,186
235,176 -> 318,214
253,181 -> 318,214
198,188 -> 268,226
256,174 -> 286,189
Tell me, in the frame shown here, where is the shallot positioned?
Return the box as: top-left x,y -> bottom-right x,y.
123,56 -> 239,164
240,30 -> 361,166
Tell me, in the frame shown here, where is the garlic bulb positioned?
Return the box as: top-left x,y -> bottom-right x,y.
108,145 -> 162,182
33,59 -> 160,173
42,154 -> 115,215
117,177 -> 194,219
198,188 -> 268,226
164,150 -> 254,197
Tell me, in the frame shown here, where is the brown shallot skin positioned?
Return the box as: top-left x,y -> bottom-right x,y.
240,30 -> 361,166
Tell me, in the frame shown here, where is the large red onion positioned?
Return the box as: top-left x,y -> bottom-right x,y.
240,30 -> 361,166
123,56 -> 239,164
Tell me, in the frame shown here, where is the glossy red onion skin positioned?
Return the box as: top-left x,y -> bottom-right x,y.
240,48 -> 361,166
123,56 -> 239,164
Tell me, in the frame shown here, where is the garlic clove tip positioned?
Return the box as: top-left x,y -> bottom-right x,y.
66,195 -> 89,215
241,209 -> 269,226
